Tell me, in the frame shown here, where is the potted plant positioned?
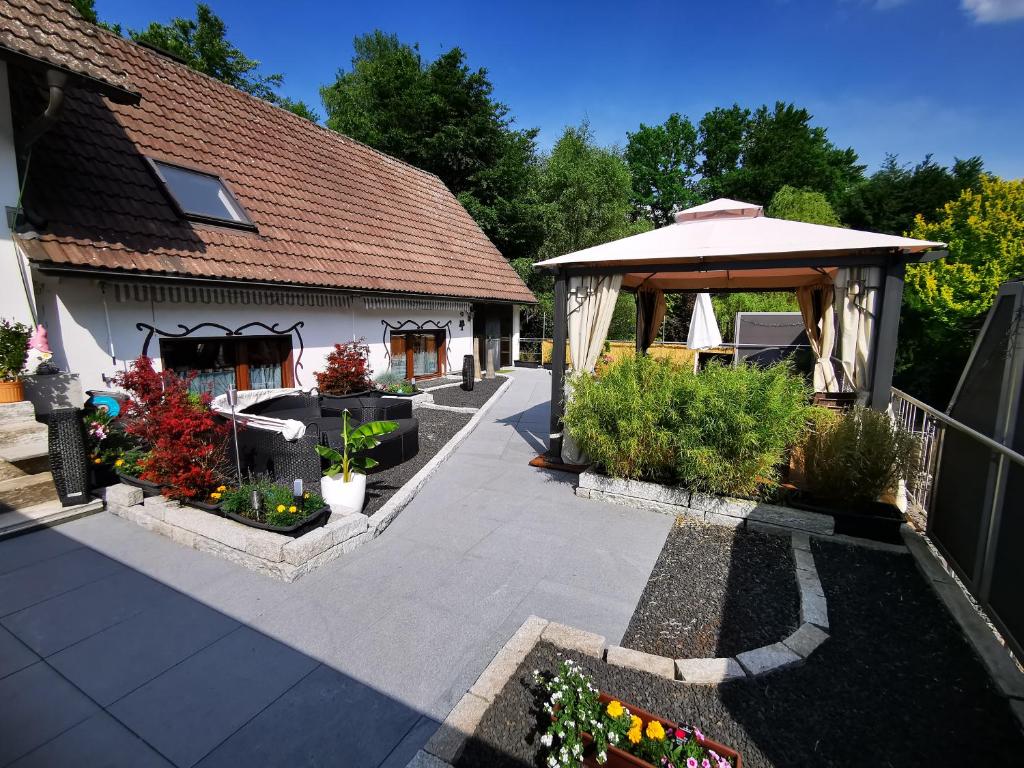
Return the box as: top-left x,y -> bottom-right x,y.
314,340 -> 373,395
114,448 -> 162,496
0,319 -> 31,404
536,661 -> 741,768
795,405 -> 919,542
83,410 -> 132,488
373,370 -> 419,396
219,478 -> 330,535
316,410 -> 397,514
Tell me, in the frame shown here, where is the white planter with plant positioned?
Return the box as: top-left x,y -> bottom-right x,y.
316,410 -> 398,515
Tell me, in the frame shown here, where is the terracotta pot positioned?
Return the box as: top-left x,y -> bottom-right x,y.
582,693 -> 742,768
0,379 -> 25,404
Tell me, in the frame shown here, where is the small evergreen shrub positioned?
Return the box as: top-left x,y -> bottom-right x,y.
0,319 -> 30,381
802,405 -> 919,508
672,362 -> 811,497
565,354 -> 678,481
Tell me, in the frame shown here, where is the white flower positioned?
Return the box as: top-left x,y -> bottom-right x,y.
598,751 -> 608,764
547,758 -> 558,768
572,743 -> 582,757
541,733 -> 553,747
609,733 -> 619,744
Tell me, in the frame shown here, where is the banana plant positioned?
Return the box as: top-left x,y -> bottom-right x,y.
316,410 -> 398,482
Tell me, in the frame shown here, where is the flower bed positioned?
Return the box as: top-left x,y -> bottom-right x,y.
536,661 -> 739,768
218,479 -> 329,536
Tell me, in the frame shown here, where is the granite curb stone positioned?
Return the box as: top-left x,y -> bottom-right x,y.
605,645 -> 676,679
674,657 -> 746,684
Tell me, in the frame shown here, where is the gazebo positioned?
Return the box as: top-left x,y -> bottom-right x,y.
533,198 -> 946,465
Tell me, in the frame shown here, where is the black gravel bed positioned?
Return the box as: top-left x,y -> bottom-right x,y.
361,408 -> 471,516
621,519 -> 799,659
457,541 -> 1024,768
429,375 -> 506,409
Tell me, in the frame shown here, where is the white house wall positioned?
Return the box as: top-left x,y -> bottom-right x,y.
0,61 -> 36,326
35,276 -> 474,392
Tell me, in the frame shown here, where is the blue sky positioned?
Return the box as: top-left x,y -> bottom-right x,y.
96,0 -> 1024,178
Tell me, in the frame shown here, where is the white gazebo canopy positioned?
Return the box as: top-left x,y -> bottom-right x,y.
534,199 -> 948,467
534,198 -> 945,291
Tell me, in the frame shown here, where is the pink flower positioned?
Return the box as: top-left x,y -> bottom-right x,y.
694,728 -> 705,741
719,760 -> 731,768
702,760 -> 711,768
686,759 -> 698,768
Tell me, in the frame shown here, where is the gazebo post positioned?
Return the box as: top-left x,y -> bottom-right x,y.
868,255 -> 907,411
545,269 -> 569,462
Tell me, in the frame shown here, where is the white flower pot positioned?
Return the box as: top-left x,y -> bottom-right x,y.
321,472 -> 366,515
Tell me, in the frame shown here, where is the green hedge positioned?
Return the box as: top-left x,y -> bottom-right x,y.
565,356 -> 811,497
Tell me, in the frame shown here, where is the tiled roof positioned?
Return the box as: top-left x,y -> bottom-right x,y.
15,29 -> 535,304
0,0 -> 139,103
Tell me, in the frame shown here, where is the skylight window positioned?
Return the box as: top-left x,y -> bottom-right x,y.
149,159 -> 254,229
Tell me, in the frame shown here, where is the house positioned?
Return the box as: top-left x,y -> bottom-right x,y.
0,0 -> 534,399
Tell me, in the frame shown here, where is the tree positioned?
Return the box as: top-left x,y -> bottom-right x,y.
625,113 -> 701,227
71,0 -> 98,23
278,98 -> 320,122
320,31 -> 544,261
129,4 -> 283,102
697,104 -> 749,199
896,176 -> 1024,405
838,154 -> 985,235
767,185 -> 842,226
717,102 -> 864,206
538,123 -> 650,260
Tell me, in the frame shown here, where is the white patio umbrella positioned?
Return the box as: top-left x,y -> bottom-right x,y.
687,292 -> 722,350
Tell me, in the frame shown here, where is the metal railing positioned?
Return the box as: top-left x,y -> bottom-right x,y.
891,387 -> 1024,517
518,337 -> 545,364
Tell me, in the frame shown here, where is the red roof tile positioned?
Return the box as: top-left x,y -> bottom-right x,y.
15,27 -> 535,304
0,0 -> 138,103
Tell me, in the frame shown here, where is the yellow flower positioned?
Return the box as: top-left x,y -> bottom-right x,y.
630,715 -> 641,731
303,492 -> 310,499
93,457 -> 102,464
288,505 -> 297,513
645,720 -> 666,741
216,485 -> 227,492
606,700 -> 624,718
115,459 -> 124,467
210,492 -> 221,500
627,726 -> 642,745
276,504 -> 286,513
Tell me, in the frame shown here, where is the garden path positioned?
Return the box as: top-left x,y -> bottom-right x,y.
0,368 -> 673,768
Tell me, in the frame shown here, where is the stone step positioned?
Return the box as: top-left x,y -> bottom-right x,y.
0,497 -> 104,540
0,471 -> 58,513
0,433 -> 48,463
0,459 -> 27,482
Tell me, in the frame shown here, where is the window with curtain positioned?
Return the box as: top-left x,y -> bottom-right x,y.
160,336 -> 293,396
389,331 -> 444,380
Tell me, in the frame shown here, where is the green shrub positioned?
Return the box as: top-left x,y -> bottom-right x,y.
220,477 -> 327,527
802,405 -> 918,507
672,362 -> 811,497
565,356 -> 811,496
0,319 -> 30,381
564,354 -> 679,481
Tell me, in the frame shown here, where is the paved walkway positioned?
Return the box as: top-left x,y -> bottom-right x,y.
0,369 -> 672,768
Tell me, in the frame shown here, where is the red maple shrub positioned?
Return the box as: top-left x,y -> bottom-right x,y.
315,340 -> 372,395
114,356 -> 231,501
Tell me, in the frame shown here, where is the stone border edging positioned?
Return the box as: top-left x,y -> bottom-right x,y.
576,471 -> 835,536
104,376 -> 513,581
410,536 -> 833,767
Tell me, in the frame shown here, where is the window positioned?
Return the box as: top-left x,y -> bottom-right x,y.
389,332 -> 445,380
160,336 -> 293,396
149,159 -> 254,228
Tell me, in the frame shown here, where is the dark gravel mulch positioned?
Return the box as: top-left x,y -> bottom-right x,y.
457,540 -> 1024,768
361,408 -> 471,516
621,519 -> 799,659
430,376 -> 506,409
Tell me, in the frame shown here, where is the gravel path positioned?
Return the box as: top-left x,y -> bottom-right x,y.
362,408 -> 471,515
621,519 -> 798,659
457,540 -> 1024,768
430,376 -> 506,409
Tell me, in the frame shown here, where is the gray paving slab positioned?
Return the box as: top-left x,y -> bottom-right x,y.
0,547 -> 125,617
109,627 -> 319,767
0,624 -> 38,680
0,662 -> 99,765
0,370 -> 671,767
49,591 -> 240,706
196,664 -> 424,768
2,569 -> 176,656
10,711 -> 173,768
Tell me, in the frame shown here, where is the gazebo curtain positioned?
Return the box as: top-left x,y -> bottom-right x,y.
796,284 -> 839,393
835,266 -> 881,398
562,274 -> 622,463
635,285 -> 666,353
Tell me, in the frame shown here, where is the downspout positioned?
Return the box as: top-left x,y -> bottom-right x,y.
17,68 -> 68,160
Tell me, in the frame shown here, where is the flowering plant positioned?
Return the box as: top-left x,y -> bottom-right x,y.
83,410 -> 133,466
534,661 -> 732,768
219,478 -> 326,527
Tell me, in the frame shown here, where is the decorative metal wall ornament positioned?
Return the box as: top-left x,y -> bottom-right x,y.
380,319 -> 452,369
136,321 -> 306,386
